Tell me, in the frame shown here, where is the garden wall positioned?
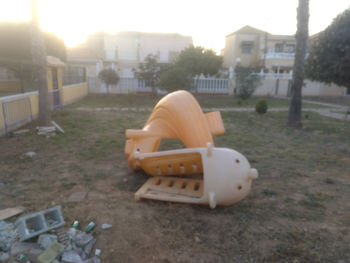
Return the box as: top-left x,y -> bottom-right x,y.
0,82 -> 88,136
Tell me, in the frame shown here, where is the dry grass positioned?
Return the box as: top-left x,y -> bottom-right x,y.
0,94 -> 349,262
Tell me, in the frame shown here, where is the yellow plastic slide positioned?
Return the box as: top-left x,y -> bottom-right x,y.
125,90 -> 258,208
125,90 -> 224,172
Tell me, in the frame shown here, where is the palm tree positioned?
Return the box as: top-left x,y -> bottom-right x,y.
30,0 -> 50,125
287,0 -> 309,128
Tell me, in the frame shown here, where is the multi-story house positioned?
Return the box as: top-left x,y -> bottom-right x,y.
84,31 -> 193,77
223,26 -> 296,73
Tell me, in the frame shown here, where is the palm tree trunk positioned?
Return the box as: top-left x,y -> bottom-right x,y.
30,0 -> 50,126
287,0 -> 309,128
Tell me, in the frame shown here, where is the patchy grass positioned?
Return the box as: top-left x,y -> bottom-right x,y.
0,94 -> 349,262
307,96 -> 350,107
74,93 -> 324,109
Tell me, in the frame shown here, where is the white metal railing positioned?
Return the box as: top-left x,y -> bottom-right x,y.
91,77 -> 230,94
251,72 -> 293,80
262,52 -> 295,59
195,78 -> 229,94
90,74 -> 294,95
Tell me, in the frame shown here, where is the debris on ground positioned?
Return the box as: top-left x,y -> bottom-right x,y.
0,221 -> 18,251
84,222 -> 95,233
194,235 -> 201,243
0,251 -> 9,262
0,206 -> 26,221
83,257 -> 101,263
61,250 -> 84,263
101,223 -> 112,230
37,241 -> 65,263
10,241 -> 43,261
54,228 -> 69,245
36,126 -> 56,138
0,206 -> 104,263
94,249 -> 101,256
24,152 -> 37,158
72,221 -> 79,229
16,206 -> 65,241
51,121 -> 65,134
36,120 -> 64,138
38,234 -> 58,249
68,192 -> 87,203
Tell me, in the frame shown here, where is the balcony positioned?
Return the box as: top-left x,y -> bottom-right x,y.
262,52 -> 295,59
261,47 -> 295,59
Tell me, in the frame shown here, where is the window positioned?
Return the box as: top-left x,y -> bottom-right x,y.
275,44 -> 284,53
285,44 -> 296,53
62,66 -> 86,85
241,42 -> 253,54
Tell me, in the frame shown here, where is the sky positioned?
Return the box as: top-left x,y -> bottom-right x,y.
0,0 -> 349,53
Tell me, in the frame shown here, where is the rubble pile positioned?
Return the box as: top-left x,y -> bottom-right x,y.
37,121 -> 65,139
0,206 -> 104,263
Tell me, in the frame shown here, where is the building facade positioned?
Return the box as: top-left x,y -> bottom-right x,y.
84,31 -> 193,77
223,26 -> 296,73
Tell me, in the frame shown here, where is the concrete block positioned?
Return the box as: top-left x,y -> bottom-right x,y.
38,234 -> 58,249
83,257 -> 101,263
0,221 -> 18,251
61,251 -> 84,263
37,241 -> 64,263
10,242 -> 43,262
55,227 -> 70,245
83,239 -> 96,258
0,252 -> 10,263
15,206 -> 65,241
74,232 -> 93,247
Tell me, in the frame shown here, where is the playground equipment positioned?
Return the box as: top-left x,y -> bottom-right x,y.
125,90 -> 258,208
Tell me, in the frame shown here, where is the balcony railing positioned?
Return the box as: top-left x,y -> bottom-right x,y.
262,52 -> 295,59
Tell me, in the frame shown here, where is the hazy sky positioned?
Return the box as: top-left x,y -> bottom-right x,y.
0,0 -> 349,52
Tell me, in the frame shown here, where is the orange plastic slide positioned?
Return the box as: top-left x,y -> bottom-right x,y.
125,90 -> 258,208
125,90 -> 224,173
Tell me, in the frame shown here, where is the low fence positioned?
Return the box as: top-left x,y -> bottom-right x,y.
88,75 -> 345,97
0,82 -> 88,136
195,78 -> 229,94
88,77 -> 229,94
61,82 -> 88,105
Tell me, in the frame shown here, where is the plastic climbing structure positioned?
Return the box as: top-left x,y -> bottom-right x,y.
125,90 -> 258,208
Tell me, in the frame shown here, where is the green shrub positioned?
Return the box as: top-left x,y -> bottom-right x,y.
236,98 -> 243,105
255,98 -> 268,114
159,65 -> 192,92
235,66 -> 262,99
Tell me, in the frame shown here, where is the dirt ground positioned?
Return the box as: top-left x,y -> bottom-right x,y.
1,94 -> 349,262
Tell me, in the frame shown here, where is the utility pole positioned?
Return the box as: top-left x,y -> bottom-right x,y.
30,0 -> 50,125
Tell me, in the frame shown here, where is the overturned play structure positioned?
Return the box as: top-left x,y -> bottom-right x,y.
125,90 -> 258,208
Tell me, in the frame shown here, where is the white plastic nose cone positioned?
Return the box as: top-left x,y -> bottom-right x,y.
248,168 -> 258,180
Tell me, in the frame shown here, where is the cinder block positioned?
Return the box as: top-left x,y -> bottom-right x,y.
15,206 -> 65,241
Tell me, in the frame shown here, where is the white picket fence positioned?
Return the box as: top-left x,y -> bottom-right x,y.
85,72 -> 346,97
195,78 -> 229,94
88,77 -> 230,94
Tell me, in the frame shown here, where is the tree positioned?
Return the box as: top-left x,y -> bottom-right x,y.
159,65 -> 192,92
98,68 -> 120,93
134,54 -> 161,97
287,0 -> 309,128
0,20 -> 66,95
30,0 -> 50,126
0,22 -> 66,62
234,66 -> 261,99
305,8 -> 350,88
175,46 -> 223,92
